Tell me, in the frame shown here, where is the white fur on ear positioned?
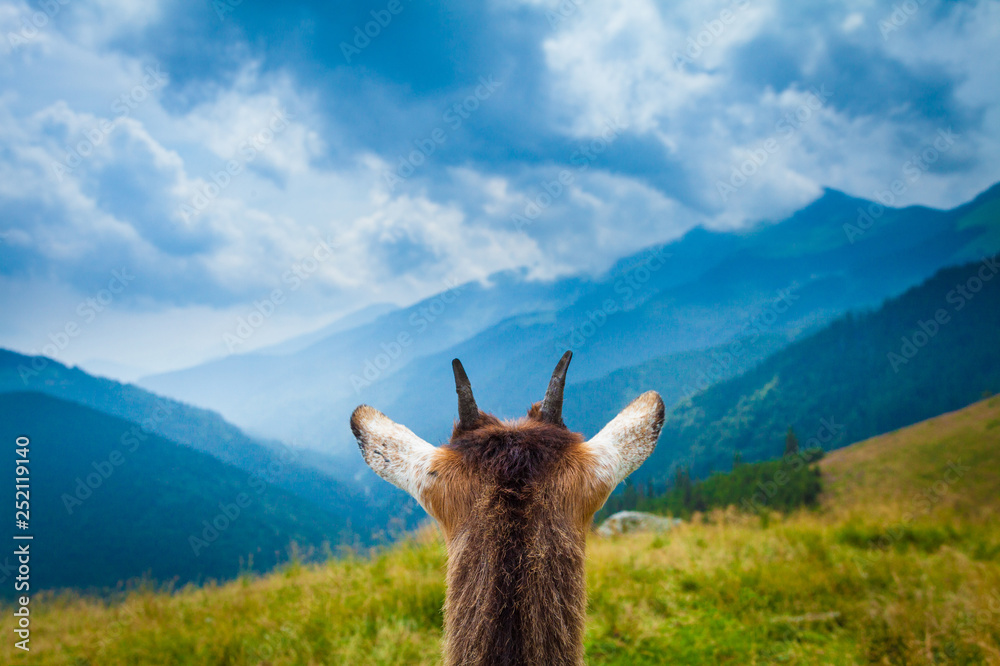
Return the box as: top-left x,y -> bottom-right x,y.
351,404 -> 437,508
584,391 -> 665,492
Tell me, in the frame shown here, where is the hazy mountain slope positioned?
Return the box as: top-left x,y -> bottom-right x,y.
3,349 -> 299,473
637,258 -> 1000,482
546,184 -> 1000,380
0,350 -> 393,541
140,271 -> 590,447
0,392 -> 349,595
255,302 -> 398,356
339,185 -> 1000,450
138,183 -> 1000,469
563,333 -> 790,438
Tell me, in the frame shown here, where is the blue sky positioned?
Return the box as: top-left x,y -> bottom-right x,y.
1,0 -> 998,377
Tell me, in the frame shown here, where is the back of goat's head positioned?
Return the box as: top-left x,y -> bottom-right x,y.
350,351 -> 664,542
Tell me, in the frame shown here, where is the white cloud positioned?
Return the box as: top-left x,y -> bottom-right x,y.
541,0 -> 776,135
177,64 -> 325,177
535,0 -> 1000,224
1,0 -> 999,376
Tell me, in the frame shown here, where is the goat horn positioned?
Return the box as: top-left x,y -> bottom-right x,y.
539,350 -> 573,426
452,358 -> 479,429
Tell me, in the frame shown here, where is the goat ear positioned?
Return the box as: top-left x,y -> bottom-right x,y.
583,391 -> 664,502
351,405 -> 438,508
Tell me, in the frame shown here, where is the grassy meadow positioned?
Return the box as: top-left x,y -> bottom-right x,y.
5,396 -> 1000,665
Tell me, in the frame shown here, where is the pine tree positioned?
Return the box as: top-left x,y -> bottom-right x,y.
784,426 -> 799,457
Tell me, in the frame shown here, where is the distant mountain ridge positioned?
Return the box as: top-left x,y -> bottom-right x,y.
254,302 -> 398,356
140,271 -> 590,454
135,183 -> 1000,505
632,257 -> 1000,483
0,392 -> 349,595
0,349 -> 407,543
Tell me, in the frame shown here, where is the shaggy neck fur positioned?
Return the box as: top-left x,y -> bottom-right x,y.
350,372 -> 664,664
433,415 -> 591,666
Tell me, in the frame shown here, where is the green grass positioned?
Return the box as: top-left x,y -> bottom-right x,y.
820,395 -> 1000,524
4,397 -> 1000,665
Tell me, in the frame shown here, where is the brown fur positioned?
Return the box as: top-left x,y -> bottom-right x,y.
422,405 -> 602,666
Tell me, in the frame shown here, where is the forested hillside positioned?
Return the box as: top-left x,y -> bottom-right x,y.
0,393 -> 349,596
0,350 -> 393,542
635,258 -> 1000,482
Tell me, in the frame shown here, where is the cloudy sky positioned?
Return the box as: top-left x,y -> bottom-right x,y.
1,0 -> 998,378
